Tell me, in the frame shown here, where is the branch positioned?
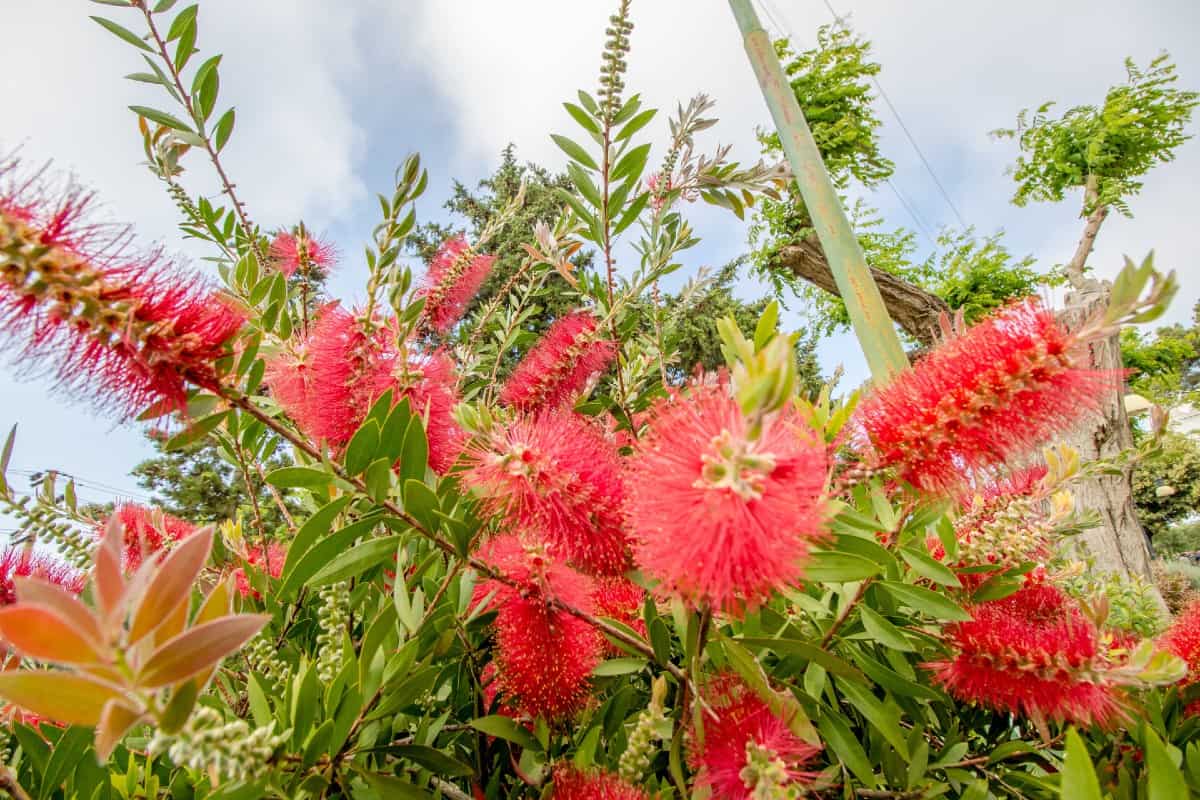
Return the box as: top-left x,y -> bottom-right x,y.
771,234 -> 950,347
0,767 -> 32,800
1065,176 -> 1109,289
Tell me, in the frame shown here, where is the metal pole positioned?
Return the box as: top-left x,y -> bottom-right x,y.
728,0 -> 909,383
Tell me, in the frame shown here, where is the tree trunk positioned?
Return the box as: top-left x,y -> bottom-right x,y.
1062,282 -> 1162,590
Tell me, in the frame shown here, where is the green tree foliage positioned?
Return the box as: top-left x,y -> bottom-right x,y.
410,144 -> 587,333
131,436 -> 294,532
1133,432 -> 1200,538
993,54 -> 1198,215
1153,521 -> 1200,559
1121,300 -> 1200,407
749,26 -> 1051,340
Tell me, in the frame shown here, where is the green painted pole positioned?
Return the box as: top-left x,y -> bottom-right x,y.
728,0 -> 909,383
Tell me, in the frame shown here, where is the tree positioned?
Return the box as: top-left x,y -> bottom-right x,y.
751,27 -> 1196,583
1133,432 -> 1200,540
1121,299 -> 1200,408
988,55 -> 1196,581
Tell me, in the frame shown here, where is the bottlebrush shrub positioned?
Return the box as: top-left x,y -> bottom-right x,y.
0,2 -> 1193,799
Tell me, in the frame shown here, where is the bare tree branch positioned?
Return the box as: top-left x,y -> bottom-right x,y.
770,234 -> 951,347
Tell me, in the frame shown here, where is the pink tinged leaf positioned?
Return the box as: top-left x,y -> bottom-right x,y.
0,671 -> 126,726
95,698 -> 145,761
94,516 -> 127,626
13,576 -> 104,648
128,526 -> 214,645
0,605 -> 108,665
195,576 -> 233,627
153,597 -> 190,650
136,614 -> 269,689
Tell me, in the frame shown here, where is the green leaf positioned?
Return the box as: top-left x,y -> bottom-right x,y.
566,162 -> 602,208
345,420 -> 381,475
804,551 -> 881,583
754,301 -> 779,351
164,411 -> 228,451
306,535 -> 401,588
819,709 -> 876,787
612,191 -> 650,235
128,104 -> 193,133
90,16 -> 153,52
166,4 -> 198,41
470,715 -> 541,752
592,658 -> 648,677
278,518 -> 377,599
563,102 -> 601,136
39,725 -> 92,800
611,142 -> 652,183
214,107 -> 236,151
387,744 -> 475,777
616,108 -> 657,142
837,677 -> 908,757
281,496 -> 352,580
400,417 -> 428,485
551,134 -> 599,171
899,547 -> 961,588
265,466 -> 332,489
1145,726 -> 1187,800
1060,728 -> 1103,800
879,581 -> 970,621
358,771 -> 436,799
735,637 -> 866,682
858,606 -> 915,652
403,479 -> 440,534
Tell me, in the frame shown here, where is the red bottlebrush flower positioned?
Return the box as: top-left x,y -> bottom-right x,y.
688,674 -> 821,800
418,236 -> 497,335
928,582 -> 1123,727
549,764 -> 649,800
854,298 -> 1115,495
461,412 -> 630,575
268,305 -> 463,471
233,542 -> 287,598
371,344 -> 464,474
1161,599 -> 1200,683
592,577 -> 647,637
0,167 -> 245,415
269,230 -> 336,278
475,535 -> 602,720
106,503 -> 197,571
500,310 -> 615,412
626,385 -> 828,613
0,548 -> 84,606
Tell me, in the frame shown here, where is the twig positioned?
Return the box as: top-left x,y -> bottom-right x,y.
254,459 -> 296,532
0,768 -> 31,800
819,578 -> 873,649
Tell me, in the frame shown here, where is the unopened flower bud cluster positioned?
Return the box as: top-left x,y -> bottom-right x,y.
316,581 -> 351,683
149,707 -> 286,783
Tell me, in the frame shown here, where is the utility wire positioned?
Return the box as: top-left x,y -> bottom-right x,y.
819,0 -> 969,229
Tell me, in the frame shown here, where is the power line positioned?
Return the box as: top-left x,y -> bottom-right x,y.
819,0 -> 969,230
883,179 -> 936,242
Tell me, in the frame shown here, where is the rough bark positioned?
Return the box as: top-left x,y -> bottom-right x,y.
768,227 -> 1162,590
1062,282 -> 1161,589
773,235 -> 951,348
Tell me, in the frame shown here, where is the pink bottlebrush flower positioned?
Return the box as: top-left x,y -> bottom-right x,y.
461,412 -> 630,576
0,166 -> 245,415
591,577 -> 647,637
854,298 -> 1115,495
475,535 -> 602,720
106,503 -> 197,571
268,304 -> 463,472
688,674 -> 821,800
0,548 -> 84,606
233,541 -> 287,599
417,235 -> 497,335
500,310 -> 615,412
549,764 -> 649,800
372,343 -> 464,474
269,230 -> 336,279
302,304 -> 387,447
1161,599 -> 1200,684
626,385 -> 828,614
927,582 -> 1124,728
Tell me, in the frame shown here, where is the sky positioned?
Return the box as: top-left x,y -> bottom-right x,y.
0,0 -> 1197,526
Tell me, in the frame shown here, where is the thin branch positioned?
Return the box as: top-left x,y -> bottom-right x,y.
1065,176 -> 1109,289
139,6 -> 266,264
0,768 -> 32,800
